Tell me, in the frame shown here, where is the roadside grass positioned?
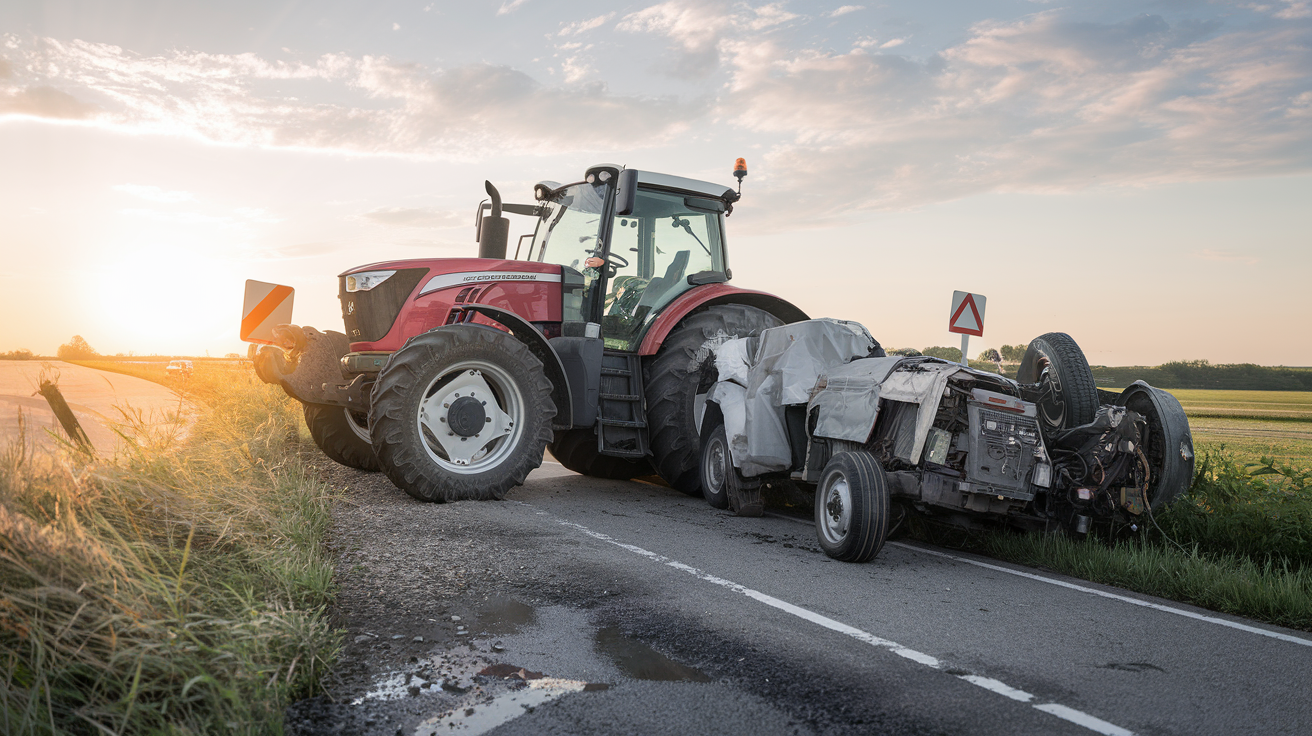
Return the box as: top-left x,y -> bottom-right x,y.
919,449 -> 1312,632
1,363 -> 340,734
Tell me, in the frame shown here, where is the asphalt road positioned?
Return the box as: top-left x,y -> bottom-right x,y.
291,459 -> 1312,736
0,361 -> 189,454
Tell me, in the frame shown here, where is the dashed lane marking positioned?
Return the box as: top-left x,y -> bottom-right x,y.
762,512 -> 1312,648
540,511 -> 1135,736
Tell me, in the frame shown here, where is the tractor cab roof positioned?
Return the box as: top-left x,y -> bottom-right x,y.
582,163 -> 737,201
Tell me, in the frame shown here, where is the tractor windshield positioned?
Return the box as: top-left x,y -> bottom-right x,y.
530,181 -> 609,323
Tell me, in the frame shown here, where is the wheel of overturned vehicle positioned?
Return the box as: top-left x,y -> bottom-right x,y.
1017,332 -> 1099,435
549,428 -> 652,480
699,420 -> 732,510
815,451 -> 889,563
645,304 -> 783,497
1118,382 -> 1195,510
303,402 -> 380,472
369,325 -> 555,502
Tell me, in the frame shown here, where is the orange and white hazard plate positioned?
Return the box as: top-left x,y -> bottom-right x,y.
241,279 -> 295,345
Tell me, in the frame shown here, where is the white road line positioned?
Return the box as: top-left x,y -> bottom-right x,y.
762,512 -> 1312,648
547,513 -> 1134,736
888,542 -> 1312,648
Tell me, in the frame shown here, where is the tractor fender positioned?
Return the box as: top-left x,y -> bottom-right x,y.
636,284 -> 809,356
454,304 -> 573,430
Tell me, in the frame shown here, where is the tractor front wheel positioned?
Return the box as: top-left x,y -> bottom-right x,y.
369,326 -> 555,502
303,403 -> 380,472
644,304 -> 782,496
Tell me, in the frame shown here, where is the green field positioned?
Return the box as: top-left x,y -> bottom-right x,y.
1166,388 -> 1312,421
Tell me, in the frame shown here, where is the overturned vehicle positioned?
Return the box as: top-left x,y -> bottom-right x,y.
698,320 -> 1195,562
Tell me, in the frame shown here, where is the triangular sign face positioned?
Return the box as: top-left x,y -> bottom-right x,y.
948,291 -> 986,336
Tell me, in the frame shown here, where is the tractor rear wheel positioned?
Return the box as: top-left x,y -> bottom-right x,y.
549,428 -> 652,480
644,304 -> 782,496
369,326 -> 555,502
303,403 -> 380,471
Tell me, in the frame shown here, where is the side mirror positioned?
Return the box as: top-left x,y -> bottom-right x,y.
615,168 -> 638,216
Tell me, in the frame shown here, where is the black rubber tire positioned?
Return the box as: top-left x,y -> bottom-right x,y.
1118,381 -> 1195,510
549,428 -> 652,480
699,421 -> 732,510
1017,332 -> 1099,435
303,403 -> 380,471
644,304 -> 783,496
369,326 -> 555,502
814,451 -> 889,563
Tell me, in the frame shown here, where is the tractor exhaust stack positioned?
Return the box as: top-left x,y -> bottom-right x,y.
478,180 -> 510,260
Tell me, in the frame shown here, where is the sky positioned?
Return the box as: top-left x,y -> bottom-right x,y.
1,0 -> 1310,366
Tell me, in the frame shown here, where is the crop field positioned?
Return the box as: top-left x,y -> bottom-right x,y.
1165,388 -> 1312,421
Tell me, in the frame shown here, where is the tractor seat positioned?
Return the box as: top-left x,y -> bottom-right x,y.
635,250 -> 690,311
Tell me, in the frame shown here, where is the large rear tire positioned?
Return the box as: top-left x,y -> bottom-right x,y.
303,403 -> 380,472
815,451 -> 889,563
1018,332 -> 1099,435
549,428 -> 652,480
369,326 -> 555,502
644,304 -> 783,496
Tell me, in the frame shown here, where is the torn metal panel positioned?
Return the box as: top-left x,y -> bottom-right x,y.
808,356 -> 904,443
714,336 -> 754,388
738,319 -> 876,475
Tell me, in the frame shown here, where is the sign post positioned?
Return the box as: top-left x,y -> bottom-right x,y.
948,290 -> 986,366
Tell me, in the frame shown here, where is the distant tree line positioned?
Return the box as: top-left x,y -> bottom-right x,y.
0,349 -> 36,360
57,335 -> 100,360
1091,361 -> 1312,391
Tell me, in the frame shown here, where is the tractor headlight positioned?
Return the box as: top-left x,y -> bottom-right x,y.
345,270 -> 396,292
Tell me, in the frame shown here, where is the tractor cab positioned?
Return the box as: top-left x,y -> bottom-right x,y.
522,166 -> 734,351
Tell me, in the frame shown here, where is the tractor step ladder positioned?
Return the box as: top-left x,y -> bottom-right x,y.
597,351 -> 649,458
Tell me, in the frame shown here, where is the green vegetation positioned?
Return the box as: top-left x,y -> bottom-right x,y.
1091,360 -> 1312,391
1,362 -> 340,734
926,450 -> 1312,631
1165,389 -> 1312,422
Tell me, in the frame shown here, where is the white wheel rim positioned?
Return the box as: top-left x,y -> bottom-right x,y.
416,360 -> 524,475
704,434 -> 726,493
819,469 -> 853,545
344,408 -> 371,444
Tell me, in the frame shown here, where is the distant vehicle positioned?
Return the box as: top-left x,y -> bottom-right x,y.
165,359 -> 194,378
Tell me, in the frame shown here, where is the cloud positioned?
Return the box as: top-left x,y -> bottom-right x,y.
497,0 -> 532,16
0,36 -> 702,156
113,184 -> 196,203
559,13 -> 614,36
616,1 -> 800,78
617,0 -> 735,78
717,12 -> 1312,219
361,207 -> 463,228
830,5 -> 864,18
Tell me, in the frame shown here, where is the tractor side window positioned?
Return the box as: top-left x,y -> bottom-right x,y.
600,188 -> 725,350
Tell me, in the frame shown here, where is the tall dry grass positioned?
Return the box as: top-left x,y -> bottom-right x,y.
1,363 -> 340,734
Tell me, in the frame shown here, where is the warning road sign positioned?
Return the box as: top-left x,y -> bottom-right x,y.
241,280 -> 295,345
948,291 -> 986,337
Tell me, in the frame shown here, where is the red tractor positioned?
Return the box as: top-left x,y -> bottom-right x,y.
252,163 -> 807,501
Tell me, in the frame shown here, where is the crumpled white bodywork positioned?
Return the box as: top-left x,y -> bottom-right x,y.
710,318 -> 994,476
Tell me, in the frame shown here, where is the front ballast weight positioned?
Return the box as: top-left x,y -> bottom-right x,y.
698,320 -> 1195,563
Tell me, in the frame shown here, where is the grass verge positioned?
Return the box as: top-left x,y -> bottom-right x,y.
919,450 -> 1312,632
1,363 -> 340,734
